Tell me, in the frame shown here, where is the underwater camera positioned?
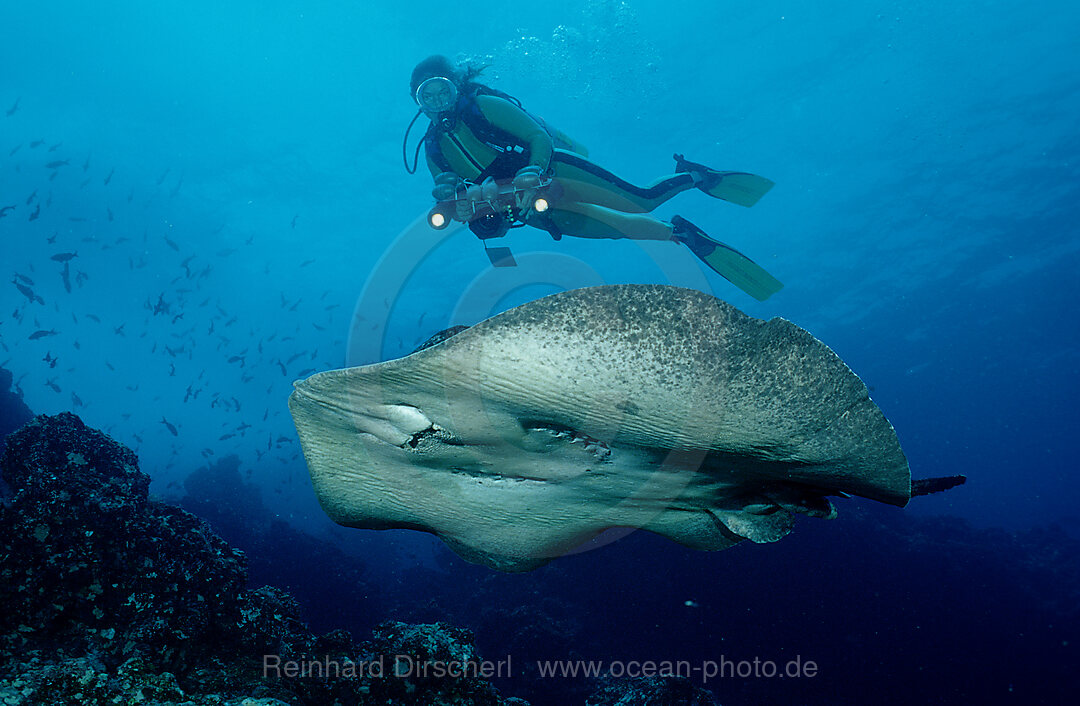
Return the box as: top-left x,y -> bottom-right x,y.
427,175 -> 554,267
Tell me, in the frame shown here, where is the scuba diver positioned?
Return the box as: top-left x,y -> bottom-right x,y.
403,55 -> 783,300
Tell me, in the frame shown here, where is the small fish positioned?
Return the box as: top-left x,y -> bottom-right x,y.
45,159 -> 69,169
30,139 -> 44,148
219,433 -> 235,441
276,360 -> 287,375
291,214 -> 298,228
28,329 -> 58,340
28,204 -> 40,221
51,251 -> 77,262
61,262 -> 71,293
7,145 -> 20,156
86,313 -> 101,323
156,167 -> 170,185
71,392 -> 83,408
82,155 -> 91,171
164,236 -> 179,251
299,259 -> 315,267
0,205 -> 15,218
45,378 -> 61,393
160,417 -> 178,436
103,167 -> 115,185
152,293 -> 170,316
25,190 -> 37,205
4,98 -> 18,117
14,272 -> 34,286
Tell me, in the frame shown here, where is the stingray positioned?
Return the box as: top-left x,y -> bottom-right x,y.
289,285 -> 962,572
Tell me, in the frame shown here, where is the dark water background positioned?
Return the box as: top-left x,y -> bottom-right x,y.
2,1 -> 1078,703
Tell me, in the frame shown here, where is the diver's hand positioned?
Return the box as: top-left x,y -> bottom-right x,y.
454,198 -> 473,222
451,182 -> 484,222
513,166 -> 545,211
513,165 -> 544,190
431,172 -> 463,201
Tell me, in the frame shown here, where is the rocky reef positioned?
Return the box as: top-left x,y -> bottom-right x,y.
0,413 -> 528,705
178,454 -> 377,637
586,676 -> 716,706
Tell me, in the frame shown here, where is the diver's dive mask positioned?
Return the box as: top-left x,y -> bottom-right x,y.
415,76 -> 458,115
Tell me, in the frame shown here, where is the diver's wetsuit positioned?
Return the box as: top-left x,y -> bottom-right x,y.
424,92 -> 697,241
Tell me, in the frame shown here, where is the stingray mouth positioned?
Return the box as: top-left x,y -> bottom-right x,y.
520,420 -> 613,462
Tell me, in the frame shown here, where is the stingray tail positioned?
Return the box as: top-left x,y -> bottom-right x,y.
911,475 -> 967,497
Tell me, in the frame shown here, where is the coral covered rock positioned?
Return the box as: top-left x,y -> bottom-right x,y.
0,413 -> 249,668
0,413 -> 527,705
586,675 -> 716,705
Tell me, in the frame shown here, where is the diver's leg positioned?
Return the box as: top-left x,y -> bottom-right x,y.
529,206 -> 783,301
535,202 -> 676,241
551,150 -> 695,213
548,150 -> 775,213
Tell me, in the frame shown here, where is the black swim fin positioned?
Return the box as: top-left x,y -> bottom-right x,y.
674,153 -> 775,208
671,215 -> 783,301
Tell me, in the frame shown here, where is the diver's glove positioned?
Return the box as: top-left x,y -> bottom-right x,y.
453,182 -> 485,222
431,172 -> 464,201
512,166 -> 545,211
512,165 -> 544,190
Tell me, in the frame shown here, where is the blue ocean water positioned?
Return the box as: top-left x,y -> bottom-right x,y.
2,1 -> 1078,703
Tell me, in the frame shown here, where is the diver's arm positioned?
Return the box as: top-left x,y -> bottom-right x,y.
476,95 -> 553,172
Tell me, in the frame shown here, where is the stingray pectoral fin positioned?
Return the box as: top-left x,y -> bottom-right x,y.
290,284 -> 914,572
711,508 -> 796,544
